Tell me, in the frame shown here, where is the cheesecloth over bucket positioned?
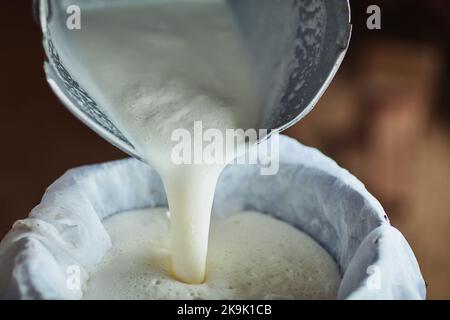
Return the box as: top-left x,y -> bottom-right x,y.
0,136 -> 425,299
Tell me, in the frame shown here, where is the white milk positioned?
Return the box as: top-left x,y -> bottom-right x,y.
83,208 -> 341,299
64,1 -> 260,283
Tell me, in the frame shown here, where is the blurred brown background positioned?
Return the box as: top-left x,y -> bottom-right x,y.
1,1 -> 449,299
288,0 -> 450,299
0,2 -> 126,240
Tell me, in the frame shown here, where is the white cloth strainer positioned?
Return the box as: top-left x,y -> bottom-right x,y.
0,136 -> 425,299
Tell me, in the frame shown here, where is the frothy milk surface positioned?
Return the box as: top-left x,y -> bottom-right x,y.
63,0 -> 260,283
83,209 -> 341,300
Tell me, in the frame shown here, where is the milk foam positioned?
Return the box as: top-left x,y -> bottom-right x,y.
83,208 -> 341,300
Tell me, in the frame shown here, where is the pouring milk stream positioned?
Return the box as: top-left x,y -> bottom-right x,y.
62,1 -> 261,283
